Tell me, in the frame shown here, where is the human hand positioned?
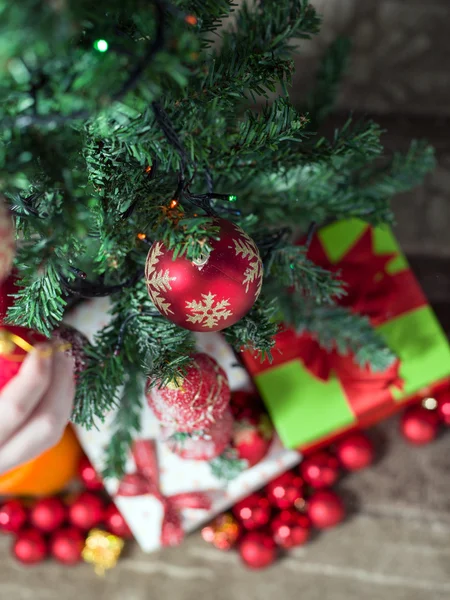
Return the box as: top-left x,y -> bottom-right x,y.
0,345 -> 75,474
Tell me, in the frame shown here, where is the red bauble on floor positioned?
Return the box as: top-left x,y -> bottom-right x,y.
145,218 -> 263,332
307,489 -> 345,529
77,456 -> 104,491
401,405 -> 440,445
271,509 -> 311,548
147,352 -> 230,432
300,451 -> 340,488
68,492 -> 104,530
0,499 -> 27,534
30,497 -> 66,533
104,504 -> 133,539
334,432 -> 375,471
233,493 -> 271,530
265,471 -> 304,510
239,531 -> 277,569
13,528 -> 47,564
50,527 -> 85,564
165,408 -> 234,461
437,392 -> 450,426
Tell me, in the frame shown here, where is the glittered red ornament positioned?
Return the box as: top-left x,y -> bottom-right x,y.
147,352 -> 230,432
0,326 -> 47,392
437,391 -> 450,426
0,196 -> 15,284
308,489 -> 345,529
13,528 -> 47,564
401,405 -> 440,445
78,455 -> 104,491
146,218 -> 263,332
165,407 -> 233,461
68,492 -> 104,530
233,493 -> 271,530
271,509 -> 311,548
265,471 -> 304,510
0,499 -> 27,534
50,527 -> 85,564
30,497 -> 66,533
239,531 -> 277,569
300,451 -> 340,488
53,324 -> 89,380
201,513 -> 241,550
232,412 -> 274,467
103,504 -> 133,539
334,432 -> 375,471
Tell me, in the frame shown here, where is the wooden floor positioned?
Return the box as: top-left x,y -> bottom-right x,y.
3,1 -> 450,598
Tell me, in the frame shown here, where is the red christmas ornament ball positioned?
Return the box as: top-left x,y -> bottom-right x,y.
78,455 -> 104,491
232,412 -> 274,467
147,352 -> 230,432
146,217 -> 263,332
265,471 -> 304,510
401,405 -> 440,445
271,509 -> 311,548
0,196 -> 15,284
104,503 -> 133,539
165,408 -> 233,461
233,493 -> 271,530
239,531 -> 277,569
437,391 -> 450,425
334,432 -> 375,471
13,528 -> 47,564
300,451 -> 340,488
30,497 -> 66,533
53,324 -> 89,380
0,499 -> 27,534
68,492 -> 104,530
308,489 -> 345,529
50,527 -> 84,565
0,326 -> 47,392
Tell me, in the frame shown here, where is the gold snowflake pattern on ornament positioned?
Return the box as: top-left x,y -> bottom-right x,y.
232,225 -> 263,298
145,242 -> 175,315
185,292 -> 233,329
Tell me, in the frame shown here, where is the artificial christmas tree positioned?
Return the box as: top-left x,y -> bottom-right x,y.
0,0 -> 435,479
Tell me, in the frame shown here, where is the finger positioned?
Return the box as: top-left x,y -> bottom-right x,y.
0,345 -> 53,445
0,351 -> 75,474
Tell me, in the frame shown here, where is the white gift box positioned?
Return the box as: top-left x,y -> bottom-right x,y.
67,298 -> 301,552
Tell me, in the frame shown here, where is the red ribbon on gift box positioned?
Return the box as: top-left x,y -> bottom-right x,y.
117,440 -> 212,546
245,227 -> 428,426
